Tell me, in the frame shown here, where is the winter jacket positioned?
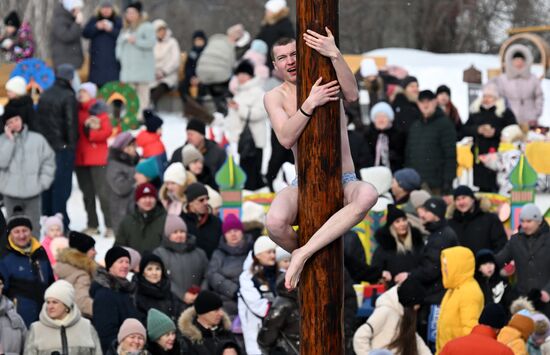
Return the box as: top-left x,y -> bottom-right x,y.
0,295 -> 26,355
2,95 -> 37,131
196,34 -> 235,85
105,147 -> 139,231
497,325 -> 529,355
348,128 -> 372,179
105,341 -> 150,355
147,339 -> 187,355
441,101 -> 463,136
493,44 -> 544,125
134,273 -> 185,324
225,77 -> 268,149
153,235 -> 209,299
462,97 -> 516,191
90,268 -> 139,352
50,3 -> 83,69
392,92 -> 421,133
448,200 -> 507,255
228,52 -> 269,93
352,285 -> 431,354
206,234 -> 253,316
178,307 -> 237,355
371,224 -> 424,280
53,248 -> 97,318
82,14 -> 122,87
0,22 -> 34,63
495,221 -> 550,296
405,107 -> 457,192
116,22 -> 156,83
475,271 -> 515,318
180,210 -> 222,259
440,324 -> 514,355
76,99 -> 112,166
171,140 -> 227,176
115,204 -> 167,254
257,275 -> 300,355
408,219 -> 459,304
153,30 -> 181,89
136,130 -> 166,158
0,237 -> 54,327
24,304 -> 102,355
365,124 -> 406,172
36,79 -> 78,151
0,125 -> 55,199
256,9 -> 295,70
238,264 -> 280,355
436,246 -> 484,352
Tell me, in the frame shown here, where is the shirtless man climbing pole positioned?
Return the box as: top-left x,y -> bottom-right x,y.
264,28 -> 379,290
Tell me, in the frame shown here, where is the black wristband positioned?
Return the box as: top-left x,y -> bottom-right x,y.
299,106 -> 313,117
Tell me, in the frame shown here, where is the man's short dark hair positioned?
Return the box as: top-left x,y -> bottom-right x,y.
271,37 -> 296,61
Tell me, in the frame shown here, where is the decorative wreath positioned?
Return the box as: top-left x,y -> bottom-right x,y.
98,81 -> 140,131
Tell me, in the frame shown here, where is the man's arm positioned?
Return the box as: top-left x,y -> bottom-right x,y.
303,27 -> 359,103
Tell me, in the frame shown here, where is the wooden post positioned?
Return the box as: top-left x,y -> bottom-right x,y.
296,1 -> 344,354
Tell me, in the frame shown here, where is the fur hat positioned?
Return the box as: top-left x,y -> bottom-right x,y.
79,82 -> 97,98
182,144 -> 204,167
118,318 -> 146,343
5,76 -> 27,96
163,162 -> 187,185
194,290 -> 223,315
44,280 -> 75,309
164,214 -> 188,238
475,249 -> 496,267
68,231 -> 96,253
254,236 -> 277,256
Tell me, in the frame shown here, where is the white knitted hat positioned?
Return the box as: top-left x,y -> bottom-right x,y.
254,236 -> 277,256
163,162 -> 187,185
44,280 -> 75,308
5,76 -> 27,96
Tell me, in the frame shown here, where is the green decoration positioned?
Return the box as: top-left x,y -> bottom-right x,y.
509,154 -> 538,190
215,153 -> 247,190
98,81 -> 140,131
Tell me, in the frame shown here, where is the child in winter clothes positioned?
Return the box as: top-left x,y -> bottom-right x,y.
159,162 -> 196,215
0,11 -> 34,63
498,310 -> 535,355
136,109 -> 166,159
528,313 -> 550,355
475,249 -> 515,316
41,213 -> 66,266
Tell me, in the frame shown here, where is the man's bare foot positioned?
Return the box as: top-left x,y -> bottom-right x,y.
285,248 -> 309,290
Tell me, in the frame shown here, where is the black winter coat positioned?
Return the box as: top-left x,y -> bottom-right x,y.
408,220 -> 459,304
364,125 -> 406,172
2,95 -> 36,131
171,140 -> 227,176
134,274 -> 185,324
36,79 -> 78,151
181,211 -> 222,259
475,272 -> 516,318
448,201 -> 507,255
344,231 -> 381,284
392,93 -> 421,133
148,339 -> 189,355
371,225 -> 424,279
348,129 -> 371,179
405,107 -> 457,193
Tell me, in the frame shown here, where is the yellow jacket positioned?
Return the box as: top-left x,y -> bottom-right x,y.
436,246 -> 484,353
497,326 -> 528,355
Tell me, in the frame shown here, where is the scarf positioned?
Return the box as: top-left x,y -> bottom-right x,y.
375,133 -> 390,168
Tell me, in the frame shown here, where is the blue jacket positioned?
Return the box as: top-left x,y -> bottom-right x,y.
0,237 -> 54,327
82,15 -> 122,87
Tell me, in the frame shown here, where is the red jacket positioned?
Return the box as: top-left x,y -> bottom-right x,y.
135,130 -> 165,158
76,99 -> 112,166
440,325 -> 514,355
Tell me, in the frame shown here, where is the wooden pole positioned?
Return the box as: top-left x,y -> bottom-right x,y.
296,1 -> 344,354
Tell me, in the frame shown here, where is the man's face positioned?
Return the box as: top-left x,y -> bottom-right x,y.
391,178 -> 405,197
520,219 -> 540,236
405,82 -> 419,99
418,99 -> 437,118
186,130 -> 204,148
454,195 -> 474,213
188,195 -> 209,215
198,308 -> 224,328
419,208 -> 439,224
5,115 -> 23,133
272,41 -> 297,83
9,226 -> 31,248
137,195 -> 156,212
512,57 -> 525,71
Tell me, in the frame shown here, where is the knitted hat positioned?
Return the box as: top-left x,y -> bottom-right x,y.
276,246 -> 291,262
1,105 -> 22,126
123,247 -> 141,272
153,19 -> 168,31
194,290 -> 223,315
5,76 -> 27,96
164,214 -> 187,238
482,83 -> 499,98
369,101 -> 394,122
44,280 -> 75,309
43,213 -> 64,233
6,207 -> 32,235
520,203 -> 542,222
250,39 -> 268,55
111,132 -> 135,150
397,277 -> 425,307
360,58 -> 378,78
182,144 -> 204,167
531,313 -> 550,344
147,308 -> 176,341
105,246 -> 131,271
386,204 -> 406,226
126,1 -> 143,13
56,64 -> 75,82
418,90 -> 436,101
410,190 -> 431,209
144,109 -> 163,132
479,303 -> 507,329
135,182 -> 158,201
206,185 -> 223,211
192,30 -> 207,41
475,249 -> 496,267
241,201 -> 265,225
186,119 -> 206,136
401,76 -> 418,89
423,197 -> 447,220
436,85 -> 451,97
394,168 -> 421,192
139,253 -> 166,276
163,162 -> 187,185
118,318 -> 146,343
79,82 -> 97,98
136,158 -> 161,181
509,313 -> 535,341
265,0 -> 287,13
234,60 -> 255,77
254,236 -> 277,256
4,11 -> 20,28
63,0 -> 84,12
185,182 -> 208,202
453,185 -> 475,199
222,214 -> 244,234
68,231 -> 96,253
100,0 -> 114,8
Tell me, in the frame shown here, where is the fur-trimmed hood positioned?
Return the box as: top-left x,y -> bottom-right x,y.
263,7 -> 290,25
469,96 -> 507,117
504,44 -> 534,79
177,307 -> 232,343
54,247 -> 97,276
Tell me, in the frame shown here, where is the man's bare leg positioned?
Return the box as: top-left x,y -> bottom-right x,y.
285,181 -> 378,290
266,186 -> 299,253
